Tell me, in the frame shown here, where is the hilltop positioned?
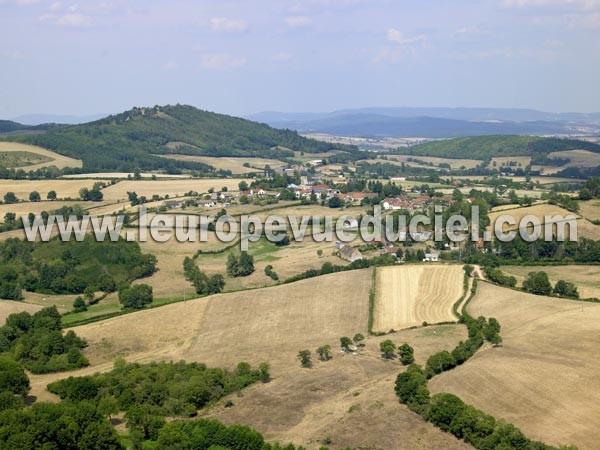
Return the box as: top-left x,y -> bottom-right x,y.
3,105 -> 357,172
0,120 -> 60,136
398,135 -> 600,162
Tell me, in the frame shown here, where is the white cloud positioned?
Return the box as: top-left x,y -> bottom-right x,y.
386,28 -> 426,45
502,0 -> 600,9
285,15 -> 312,27
56,13 -> 91,27
209,17 -> 248,32
201,53 -> 247,70
0,50 -> 25,60
373,46 -> 419,64
161,61 -> 178,71
272,52 -> 293,62
456,25 -> 481,34
567,10 -> 600,26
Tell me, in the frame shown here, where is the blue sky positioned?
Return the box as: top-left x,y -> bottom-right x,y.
1,0 -> 599,117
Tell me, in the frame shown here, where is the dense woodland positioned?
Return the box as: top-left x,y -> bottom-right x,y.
0,307 -> 88,373
0,236 -> 156,299
398,135 -> 600,162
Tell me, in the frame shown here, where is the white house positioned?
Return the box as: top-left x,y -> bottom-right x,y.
423,252 -> 439,262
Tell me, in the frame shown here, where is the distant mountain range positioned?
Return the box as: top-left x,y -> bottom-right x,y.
247,107 -> 600,138
11,113 -> 106,126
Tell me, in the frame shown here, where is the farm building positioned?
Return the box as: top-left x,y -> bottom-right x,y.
423,252 -> 439,262
163,200 -> 183,209
338,244 -> 363,262
197,199 -> 217,207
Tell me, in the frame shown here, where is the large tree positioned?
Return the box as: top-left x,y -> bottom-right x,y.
398,343 -> 415,365
119,284 -> 153,309
380,340 -> 397,359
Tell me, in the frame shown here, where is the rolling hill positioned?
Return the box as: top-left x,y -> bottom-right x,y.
398,135 -> 600,162
249,107 -> 600,138
266,114 -> 572,138
0,120 -> 61,136
2,105 -> 357,173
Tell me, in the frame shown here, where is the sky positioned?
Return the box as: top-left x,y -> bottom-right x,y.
1,0 -> 599,118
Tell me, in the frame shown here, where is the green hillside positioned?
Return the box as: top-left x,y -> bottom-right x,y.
400,135 -> 600,161
4,105 -> 356,172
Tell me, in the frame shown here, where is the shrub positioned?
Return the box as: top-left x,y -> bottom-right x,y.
264,265 -> 278,281
119,284 -> 153,309
553,280 -> 579,299
522,271 -> 553,295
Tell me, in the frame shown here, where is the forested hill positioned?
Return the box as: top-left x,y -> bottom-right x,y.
400,135 -> 600,161
4,105 -> 357,172
0,120 -> 60,135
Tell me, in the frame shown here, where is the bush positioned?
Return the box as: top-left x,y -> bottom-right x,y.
398,343 -> 415,365
227,252 -> 255,277
72,296 -> 87,312
485,267 -> 517,288
119,284 -> 153,309
553,280 -> 579,299
264,265 -> 279,281
522,271 -> 553,295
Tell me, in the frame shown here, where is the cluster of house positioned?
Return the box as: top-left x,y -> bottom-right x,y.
335,240 -> 440,263
381,195 -> 430,211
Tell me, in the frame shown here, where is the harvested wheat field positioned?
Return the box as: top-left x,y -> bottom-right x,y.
387,154 -> 482,170
160,155 -> 286,174
62,270 -> 372,370
100,178 -> 249,201
579,199 -> 600,222
206,325 -> 470,450
373,265 -> 464,333
123,229 -> 199,299
0,142 -> 82,170
0,300 -> 43,323
28,272 -> 472,449
487,156 -> 531,170
0,179 -> 107,201
501,264 -> 600,299
429,281 -> 600,450
534,149 -> 600,175
0,200 -> 83,222
62,172 -> 192,179
487,203 -> 600,240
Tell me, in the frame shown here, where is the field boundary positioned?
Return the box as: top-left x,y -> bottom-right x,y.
367,267 -> 380,335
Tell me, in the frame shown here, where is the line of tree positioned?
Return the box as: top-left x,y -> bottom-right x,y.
522,271 -> 579,299
284,254 -> 396,284
394,316 -> 575,449
424,314 -> 501,379
183,256 -> 225,296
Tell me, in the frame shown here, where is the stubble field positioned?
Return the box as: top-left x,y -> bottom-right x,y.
0,142 -> 82,170
429,281 -> 600,450
372,265 -> 464,333
501,264 -> 600,299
